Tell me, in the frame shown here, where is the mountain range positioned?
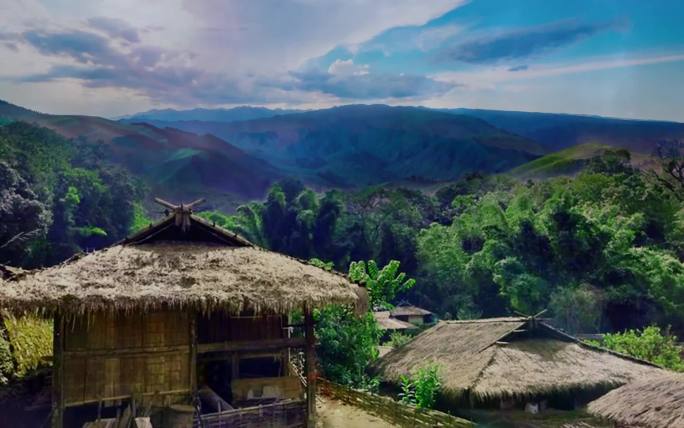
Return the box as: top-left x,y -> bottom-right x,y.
2,99 -> 683,210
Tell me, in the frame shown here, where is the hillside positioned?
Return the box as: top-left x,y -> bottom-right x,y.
149,105 -> 541,187
0,100 -> 282,209
450,108 -> 684,154
120,106 -> 301,123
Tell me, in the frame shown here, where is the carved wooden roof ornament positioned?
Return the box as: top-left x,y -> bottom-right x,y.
154,197 -> 205,233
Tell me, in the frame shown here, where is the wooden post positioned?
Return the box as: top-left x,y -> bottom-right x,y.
189,313 -> 198,397
52,313 -> 65,428
304,305 -> 316,428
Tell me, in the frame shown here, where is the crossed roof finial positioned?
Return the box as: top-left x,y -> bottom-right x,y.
154,197 -> 205,232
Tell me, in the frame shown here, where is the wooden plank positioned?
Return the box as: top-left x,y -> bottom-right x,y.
304,306 -> 316,428
64,344 -> 188,357
51,313 -> 65,428
197,337 -> 306,354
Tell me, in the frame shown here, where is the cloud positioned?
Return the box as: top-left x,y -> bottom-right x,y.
88,17 -> 140,43
291,65 -> 454,99
328,59 -> 369,76
508,65 -> 528,72
438,20 -> 619,64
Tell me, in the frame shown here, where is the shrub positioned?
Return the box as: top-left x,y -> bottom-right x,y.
388,331 -> 412,348
588,326 -> 684,371
398,365 -> 441,409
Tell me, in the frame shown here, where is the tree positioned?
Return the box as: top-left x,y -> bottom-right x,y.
0,162 -> 48,264
315,305 -> 381,388
650,140 -> 684,200
348,259 -> 416,309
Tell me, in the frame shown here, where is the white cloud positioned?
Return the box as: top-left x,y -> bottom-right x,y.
328,59 -> 369,76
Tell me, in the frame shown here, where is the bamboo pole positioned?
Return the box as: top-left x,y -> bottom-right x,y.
51,313 -> 65,428
304,305 -> 316,427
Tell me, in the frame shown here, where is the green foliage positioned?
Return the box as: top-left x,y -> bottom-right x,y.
349,260 -> 416,309
314,305 -> 381,389
129,202 -> 152,233
416,164 -> 684,331
549,285 -> 603,334
308,258 -> 333,271
398,365 -> 441,409
0,331 -> 13,386
388,331 -> 412,348
0,121 -> 145,267
588,326 -> 684,371
3,315 -> 52,378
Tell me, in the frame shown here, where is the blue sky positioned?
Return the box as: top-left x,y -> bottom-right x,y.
0,0 -> 682,120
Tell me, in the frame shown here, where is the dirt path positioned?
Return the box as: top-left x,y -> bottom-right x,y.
317,396 -> 397,428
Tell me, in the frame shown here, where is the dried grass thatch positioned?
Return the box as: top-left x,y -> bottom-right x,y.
588,372 -> 684,428
390,305 -> 432,317
373,311 -> 417,331
0,213 -> 364,316
373,318 -> 662,402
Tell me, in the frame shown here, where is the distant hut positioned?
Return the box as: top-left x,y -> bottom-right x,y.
389,303 -> 434,326
0,199 -> 365,428
588,373 -> 684,428
373,311 -> 417,341
373,317 -> 661,411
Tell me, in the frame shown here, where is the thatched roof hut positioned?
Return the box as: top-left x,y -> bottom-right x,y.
373,311 -> 417,331
0,207 -> 362,317
0,198 -> 364,428
373,317 -> 662,406
588,372 -> 684,427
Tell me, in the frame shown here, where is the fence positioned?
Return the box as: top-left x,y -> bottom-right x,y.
196,399 -> 306,428
318,379 -> 473,428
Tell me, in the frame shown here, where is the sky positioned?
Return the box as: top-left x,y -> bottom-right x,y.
0,0 -> 683,121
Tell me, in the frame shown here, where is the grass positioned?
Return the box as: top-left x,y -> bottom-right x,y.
0,314 -> 52,382
512,143 -> 612,178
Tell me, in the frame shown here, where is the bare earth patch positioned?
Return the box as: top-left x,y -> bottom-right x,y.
317,396 -> 397,428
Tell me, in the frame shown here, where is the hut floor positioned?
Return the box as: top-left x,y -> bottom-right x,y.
464,409 -> 610,428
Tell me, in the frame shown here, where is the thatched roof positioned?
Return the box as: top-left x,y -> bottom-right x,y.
0,206 -> 363,316
390,304 -> 432,317
588,372 -> 684,428
373,318 -> 662,402
373,311 -> 418,331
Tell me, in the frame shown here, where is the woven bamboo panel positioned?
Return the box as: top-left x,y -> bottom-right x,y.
63,310 -> 191,406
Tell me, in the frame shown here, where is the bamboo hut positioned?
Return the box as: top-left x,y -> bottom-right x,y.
373,311 -> 417,332
373,317 -> 662,411
588,372 -> 684,427
0,198 -> 365,428
389,303 -> 433,326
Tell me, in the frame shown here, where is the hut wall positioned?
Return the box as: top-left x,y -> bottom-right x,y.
197,313 -> 285,343
62,310 -> 191,407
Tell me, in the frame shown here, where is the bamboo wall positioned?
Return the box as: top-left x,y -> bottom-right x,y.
62,310 -> 191,407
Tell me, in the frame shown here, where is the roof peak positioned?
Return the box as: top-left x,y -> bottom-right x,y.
124,198 -> 252,247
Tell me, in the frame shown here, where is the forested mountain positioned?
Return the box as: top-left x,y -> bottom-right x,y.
450,108 -> 684,154
149,105 -> 541,187
120,106 -> 301,124
0,100 -> 282,209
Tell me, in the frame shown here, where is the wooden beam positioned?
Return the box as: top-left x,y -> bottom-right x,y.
63,344 -> 188,358
51,313 -> 64,428
304,305 -> 317,428
197,337 -> 306,354
65,389 -> 191,408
